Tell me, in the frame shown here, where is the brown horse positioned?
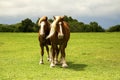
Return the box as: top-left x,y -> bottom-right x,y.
38,16 -> 51,64
46,16 -> 70,68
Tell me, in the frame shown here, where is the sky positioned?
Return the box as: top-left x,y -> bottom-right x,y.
0,0 -> 120,29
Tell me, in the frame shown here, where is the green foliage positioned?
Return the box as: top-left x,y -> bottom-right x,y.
107,25 -> 120,32
63,16 -> 105,32
0,16 -> 120,32
0,24 -> 15,32
19,18 -> 35,32
0,33 -> 120,80
48,19 -> 53,23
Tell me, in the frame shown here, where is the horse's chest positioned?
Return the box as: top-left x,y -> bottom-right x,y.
51,38 -> 64,45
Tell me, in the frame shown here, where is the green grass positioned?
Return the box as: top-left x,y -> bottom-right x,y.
0,32 -> 120,80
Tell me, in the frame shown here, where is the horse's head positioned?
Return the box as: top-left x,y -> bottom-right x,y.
38,16 -> 50,37
54,16 -> 64,39
46,16 -> 64,39
53,16 -> 64,22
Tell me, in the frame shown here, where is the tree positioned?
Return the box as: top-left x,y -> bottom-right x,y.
63,16 -> 105,32
0,24 -> 17,32
0,16 -> 106,32
107,25 -> 120,32
89,22 -> 105,32
19,18 -> 35,32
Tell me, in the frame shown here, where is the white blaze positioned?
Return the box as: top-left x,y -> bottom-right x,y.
46,16 -> 62,39
40,21 -> 45,35
59,22 -> 64,36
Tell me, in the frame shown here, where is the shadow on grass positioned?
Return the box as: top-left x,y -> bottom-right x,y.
67,62 -> 88,71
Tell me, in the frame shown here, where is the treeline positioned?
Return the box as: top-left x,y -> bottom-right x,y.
64,16 -> 105,32
0,16 -> 120,32
0,18 -> 38,32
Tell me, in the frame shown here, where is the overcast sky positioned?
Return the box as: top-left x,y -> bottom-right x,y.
0,0 -> 120,28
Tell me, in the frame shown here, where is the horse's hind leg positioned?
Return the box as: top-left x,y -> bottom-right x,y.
39,45 -> 44,64
50,45 -> 56,68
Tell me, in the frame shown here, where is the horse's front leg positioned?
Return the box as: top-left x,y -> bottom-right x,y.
39,45 -> 44,64
50,45 -> 56,68
61,45 -> 68,68
55,46 -> 59,65
45,45 -> 51,61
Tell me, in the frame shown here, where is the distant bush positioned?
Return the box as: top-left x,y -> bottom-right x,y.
63,16 -> 105,32
0,24 -> 15,32
107,25 -> 120,32
18,18 -> 35,32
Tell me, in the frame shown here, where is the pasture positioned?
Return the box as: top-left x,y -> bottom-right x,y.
0,32 -> 120,80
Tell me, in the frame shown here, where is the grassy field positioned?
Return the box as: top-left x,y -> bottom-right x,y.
0,32 -> 120,80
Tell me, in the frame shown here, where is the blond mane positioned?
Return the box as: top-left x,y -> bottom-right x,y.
46,16 -> 63,39
38,16 -> 47,26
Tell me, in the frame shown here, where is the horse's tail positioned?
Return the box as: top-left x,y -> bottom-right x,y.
46,22 -> 56,39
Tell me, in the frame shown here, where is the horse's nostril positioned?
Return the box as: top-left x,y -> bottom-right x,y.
40,33 -> 45,36
58,33 -> 64,39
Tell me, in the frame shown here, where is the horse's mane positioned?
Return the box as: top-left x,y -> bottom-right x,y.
46,22 -> 57,39
38,16 -> 47,26
46,16 -> 61,39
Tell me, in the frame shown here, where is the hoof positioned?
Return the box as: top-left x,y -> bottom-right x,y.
59,60 -> 63,64
47,58 -> 52,62
55,60 -> 59,65
50,63 -> 55,68
39,60 -> 44,64
62,63 -> 68,68
47,58 -> 50,61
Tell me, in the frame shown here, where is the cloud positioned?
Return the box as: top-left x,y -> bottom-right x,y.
0,0 -> 120,17
0,0 -> 120,28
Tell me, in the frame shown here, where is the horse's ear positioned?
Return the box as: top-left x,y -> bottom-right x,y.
38,17 -> 40,20
53,16 -> 56,20
38,18 -> 41,26
46,17 -> 48,20
61,16 -> 65,19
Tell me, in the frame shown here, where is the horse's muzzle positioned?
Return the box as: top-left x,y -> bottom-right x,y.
58,33 -> 64,39
40,33 -> 45,37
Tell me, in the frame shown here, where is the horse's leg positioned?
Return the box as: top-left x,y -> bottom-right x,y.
61,44 -> 68,68
59,45 -> 63,64
55,46 -> 59,64
39,45 -> 44,64
50,44 -> 56,68
45,45 -> 50,61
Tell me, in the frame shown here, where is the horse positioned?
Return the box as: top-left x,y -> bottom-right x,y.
38,16 -> 51,64
46,16 -> 70,68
